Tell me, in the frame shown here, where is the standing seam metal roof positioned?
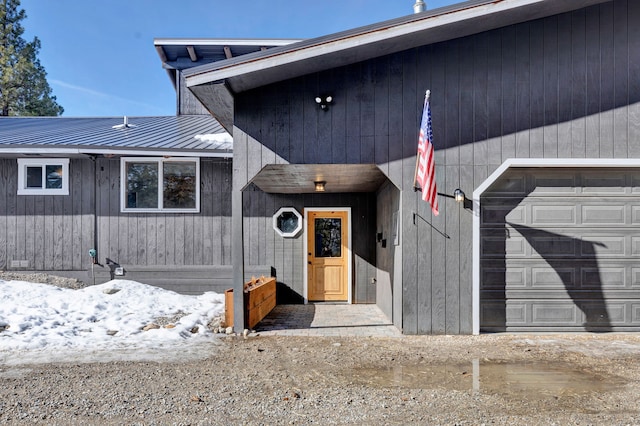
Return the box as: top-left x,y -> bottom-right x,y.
0,115 -> 230,154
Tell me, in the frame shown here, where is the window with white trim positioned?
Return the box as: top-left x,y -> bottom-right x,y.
17,158 -> 69,195
121,157 -> 200,213
273,207 -> 303,237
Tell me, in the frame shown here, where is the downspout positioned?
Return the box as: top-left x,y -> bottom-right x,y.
89,155 -> 102,284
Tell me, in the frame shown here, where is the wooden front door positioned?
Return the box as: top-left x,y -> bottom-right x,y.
307,210 -> 349,301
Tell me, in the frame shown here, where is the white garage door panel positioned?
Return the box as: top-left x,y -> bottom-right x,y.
480,168 -> 640,332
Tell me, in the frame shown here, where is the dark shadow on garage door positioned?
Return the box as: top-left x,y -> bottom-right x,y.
507,223 -> 612,332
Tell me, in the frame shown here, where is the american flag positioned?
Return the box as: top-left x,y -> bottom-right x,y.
416,93 -> 439,215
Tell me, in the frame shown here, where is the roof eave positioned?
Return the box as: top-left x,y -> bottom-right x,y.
184,0 -> 610,121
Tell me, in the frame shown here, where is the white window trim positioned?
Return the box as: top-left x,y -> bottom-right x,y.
17,158 -> 69,196
120,157 -> 200,213
273,207 -> 303,237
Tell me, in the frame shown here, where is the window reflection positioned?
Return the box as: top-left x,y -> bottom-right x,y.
163,162 -> 196,209
126,162 -> 158,209
315,218 -> 342,257
45,165 -> 63,189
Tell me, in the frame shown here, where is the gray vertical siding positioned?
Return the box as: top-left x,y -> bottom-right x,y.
232,0 -> 638,334
0,157 -> 233,293
95,157 -> 232,266
178,72 -> 210,116
0,158 -> 94,272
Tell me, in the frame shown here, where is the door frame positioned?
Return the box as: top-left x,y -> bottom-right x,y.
303,207 -> 352,304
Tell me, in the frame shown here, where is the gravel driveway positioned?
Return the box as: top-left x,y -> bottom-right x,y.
2,333 -> 640,425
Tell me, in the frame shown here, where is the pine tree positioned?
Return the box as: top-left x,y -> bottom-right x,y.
0,0 -> 63,116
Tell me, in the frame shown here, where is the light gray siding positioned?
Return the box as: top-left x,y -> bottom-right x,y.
95,157 -> 232,267
0,157 -> 233,295
0,158 -> 94,272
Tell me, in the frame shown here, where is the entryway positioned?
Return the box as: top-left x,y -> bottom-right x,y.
255,304 -> 400,337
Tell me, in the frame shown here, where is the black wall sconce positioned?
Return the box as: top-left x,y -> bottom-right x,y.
453,188 -> 466,202
315,95 -> 333,110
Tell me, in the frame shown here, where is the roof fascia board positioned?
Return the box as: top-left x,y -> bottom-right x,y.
184,0 -> 609,90
0,147 -> 232,158
154,38 -> 302,47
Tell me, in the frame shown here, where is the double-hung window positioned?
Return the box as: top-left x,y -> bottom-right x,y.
121,157 -> 200,213
17,158 -> 69,195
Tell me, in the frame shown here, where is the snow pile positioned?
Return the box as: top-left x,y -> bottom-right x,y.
0,279 -> 225,365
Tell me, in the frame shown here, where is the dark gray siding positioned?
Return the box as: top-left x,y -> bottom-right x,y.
376,180 -> 401,326
232,0 -> 639,334
178,72 -> 210,116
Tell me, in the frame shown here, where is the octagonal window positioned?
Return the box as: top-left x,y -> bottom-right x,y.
273,207 -> 303,238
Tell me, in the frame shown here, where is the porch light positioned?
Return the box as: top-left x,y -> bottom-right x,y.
315,95 -> 333,110
453,188 -> 465,202
314,180 -> 326,192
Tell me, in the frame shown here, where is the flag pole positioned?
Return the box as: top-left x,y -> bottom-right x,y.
413,90 -> 430,191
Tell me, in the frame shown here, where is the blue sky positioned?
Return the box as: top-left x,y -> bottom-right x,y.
20,0 -> 458,117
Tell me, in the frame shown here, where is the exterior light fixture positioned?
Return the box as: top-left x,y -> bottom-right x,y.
314,180 -> 326,192
315,95 -> 333,110
453,188 -> 465,202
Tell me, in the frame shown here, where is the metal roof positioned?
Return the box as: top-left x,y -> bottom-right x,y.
183,0 -> 611,130
0,115 -> 232,158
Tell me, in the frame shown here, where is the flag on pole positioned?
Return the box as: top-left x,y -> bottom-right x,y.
416,91 -> 439,215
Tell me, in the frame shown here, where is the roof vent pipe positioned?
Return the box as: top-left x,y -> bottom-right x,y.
413,0 -> 426,13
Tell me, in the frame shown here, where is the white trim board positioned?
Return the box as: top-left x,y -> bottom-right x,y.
471,158 -> 640,335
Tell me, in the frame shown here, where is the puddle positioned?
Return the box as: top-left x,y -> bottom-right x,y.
348,361 -> 624,400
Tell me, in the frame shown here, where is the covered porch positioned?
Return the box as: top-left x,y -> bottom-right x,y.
253,303 -> 401,337
235,163 -> 402,333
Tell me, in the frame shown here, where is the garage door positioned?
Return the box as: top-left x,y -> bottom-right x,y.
480,168 -> 640,332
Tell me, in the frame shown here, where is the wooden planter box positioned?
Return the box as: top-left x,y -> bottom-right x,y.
224,288 -> 234,328
223,277 -> 277,330
244,276 -> 277,330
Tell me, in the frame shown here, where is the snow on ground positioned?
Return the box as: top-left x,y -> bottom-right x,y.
0,279 -> 225,365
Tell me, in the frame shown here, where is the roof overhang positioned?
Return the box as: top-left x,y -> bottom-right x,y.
185,0 -> 610,129
247,164 -> 388,193
154,38 -> 302,91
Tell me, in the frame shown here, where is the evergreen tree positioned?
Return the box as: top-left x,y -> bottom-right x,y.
0,0 -> 63,116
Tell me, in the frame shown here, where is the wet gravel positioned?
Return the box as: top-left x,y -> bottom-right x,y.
2,272 -> 640,424
1,334 -> 640,425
